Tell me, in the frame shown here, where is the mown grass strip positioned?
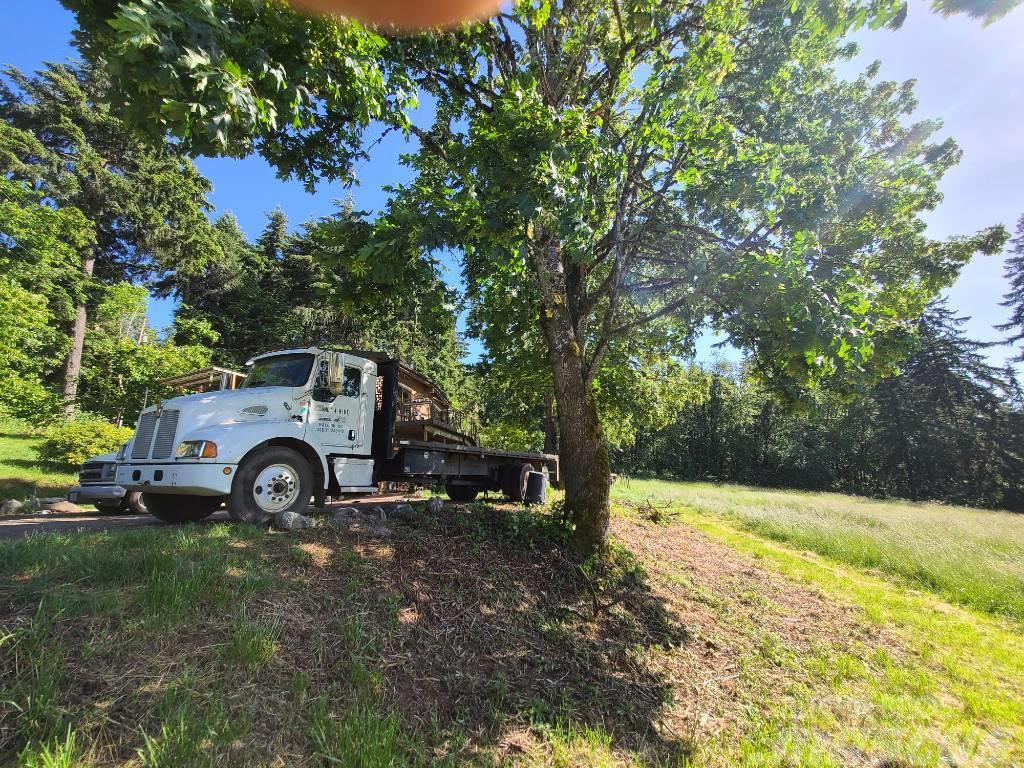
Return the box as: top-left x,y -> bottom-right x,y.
640,501 -> 1024,765
613,479 -> 1024,621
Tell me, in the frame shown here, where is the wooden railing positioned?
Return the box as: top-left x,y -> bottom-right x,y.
397,398 -> 478,442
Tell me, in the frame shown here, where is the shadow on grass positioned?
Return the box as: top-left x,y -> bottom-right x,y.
295,503 -> 694,764
0,503 -> 694,765
0,477 -> 74,501
1,458 -> 71,473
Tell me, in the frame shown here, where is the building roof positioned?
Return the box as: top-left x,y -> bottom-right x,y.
159,366 -> 246,390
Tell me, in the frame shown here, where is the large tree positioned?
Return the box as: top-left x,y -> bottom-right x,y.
0,63 -> 218,416
65,0 -> 1007,553
363,1 -> 1003,552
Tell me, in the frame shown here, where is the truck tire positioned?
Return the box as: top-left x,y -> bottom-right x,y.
228,446 -> 314,525
127,491 -> 148,515
96,491 -> 147,515
143,493 -> 223,524
445,482 -> 479,503
502,463 -> 532,502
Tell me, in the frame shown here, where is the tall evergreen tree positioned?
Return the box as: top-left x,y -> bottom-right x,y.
998,214 -> 1024,363
0,63 -> 218,416
873,302 -> 1022,506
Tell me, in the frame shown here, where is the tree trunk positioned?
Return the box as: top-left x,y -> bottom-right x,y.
62,252 -> 95,419
541,317 -> 610,556
543,391 -> 558,456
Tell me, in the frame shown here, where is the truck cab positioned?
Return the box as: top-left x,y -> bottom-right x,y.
115,348 -> 377,524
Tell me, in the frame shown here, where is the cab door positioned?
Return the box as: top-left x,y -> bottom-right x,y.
307,352 -> 373,455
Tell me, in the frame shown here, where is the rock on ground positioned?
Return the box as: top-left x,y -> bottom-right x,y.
20,497 -> 63,513
389,503 -> 417,522
274,510 -> 316,530
47,500 -> 84,514
0,499 -> 23,515
370,505 -> 386,522
5,498 -> 84,515
329,507 -> 359,525
426,497 -> 443,514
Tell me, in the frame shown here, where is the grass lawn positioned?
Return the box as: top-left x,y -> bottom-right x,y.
0,425 -> 77,503
0,482 -> 1021,766
613,479 -> 1024,621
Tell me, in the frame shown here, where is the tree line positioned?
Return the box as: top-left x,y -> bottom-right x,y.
611,300 -> 1024,512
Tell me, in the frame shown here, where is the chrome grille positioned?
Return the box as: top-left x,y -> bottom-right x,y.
79,462 -> 108,484
132,412 -> 158,459
151,410 -> 179,459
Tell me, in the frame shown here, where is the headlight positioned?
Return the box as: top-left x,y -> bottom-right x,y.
175,440 -> 218,459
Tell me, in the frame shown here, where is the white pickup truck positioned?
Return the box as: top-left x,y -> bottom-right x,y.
114,347 -> 557,524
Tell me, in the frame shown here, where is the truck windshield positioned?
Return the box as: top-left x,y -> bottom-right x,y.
242,354 -> 315,389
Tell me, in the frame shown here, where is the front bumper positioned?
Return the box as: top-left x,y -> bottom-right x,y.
68,484 -> 126,505
115,463 -> 236,496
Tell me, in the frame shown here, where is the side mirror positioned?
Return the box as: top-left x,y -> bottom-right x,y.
327,353 -> 344,396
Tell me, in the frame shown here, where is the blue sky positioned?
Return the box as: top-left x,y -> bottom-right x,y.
3,0 -> 1022,369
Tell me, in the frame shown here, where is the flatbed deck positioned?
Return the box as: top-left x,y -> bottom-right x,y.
395,439 -> 558,483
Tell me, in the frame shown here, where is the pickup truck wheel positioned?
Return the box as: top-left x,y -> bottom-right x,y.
229,446 -> 313,525
445,482 -> 479,503
143,493 -> 223,523
127,491 -> 148,515
502,463 -> 532,502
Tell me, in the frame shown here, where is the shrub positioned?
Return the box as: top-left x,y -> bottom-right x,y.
38,414 -> 133,467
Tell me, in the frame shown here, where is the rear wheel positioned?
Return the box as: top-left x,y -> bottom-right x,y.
501,463 -> 532,502
445,482 -> 479,503
143,493 -> 223,524
228,446 -> 314,525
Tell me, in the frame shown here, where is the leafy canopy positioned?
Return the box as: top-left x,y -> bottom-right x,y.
0,178 -> 93,420
62,1 -> 1010,398
63,0 -> 423,189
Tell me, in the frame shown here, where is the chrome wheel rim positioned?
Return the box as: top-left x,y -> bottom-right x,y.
253,463 -> 300,513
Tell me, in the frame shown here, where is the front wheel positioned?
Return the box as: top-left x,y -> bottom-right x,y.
143,493 -> 223,524
228,446 -> 314,525
127,491 -> 148,515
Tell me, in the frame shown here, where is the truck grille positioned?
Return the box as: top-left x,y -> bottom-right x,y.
129,409 -> 179,460
131,412 -> 158,459
79,461 -> 114,484
151,410 -> 179,459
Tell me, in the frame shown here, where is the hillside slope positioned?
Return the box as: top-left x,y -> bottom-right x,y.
1,485 -> 1021,766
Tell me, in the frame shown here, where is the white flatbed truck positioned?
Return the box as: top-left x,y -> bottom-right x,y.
114,348 -> 557,524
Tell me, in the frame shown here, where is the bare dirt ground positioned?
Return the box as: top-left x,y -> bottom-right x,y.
610,516 -> 904,749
